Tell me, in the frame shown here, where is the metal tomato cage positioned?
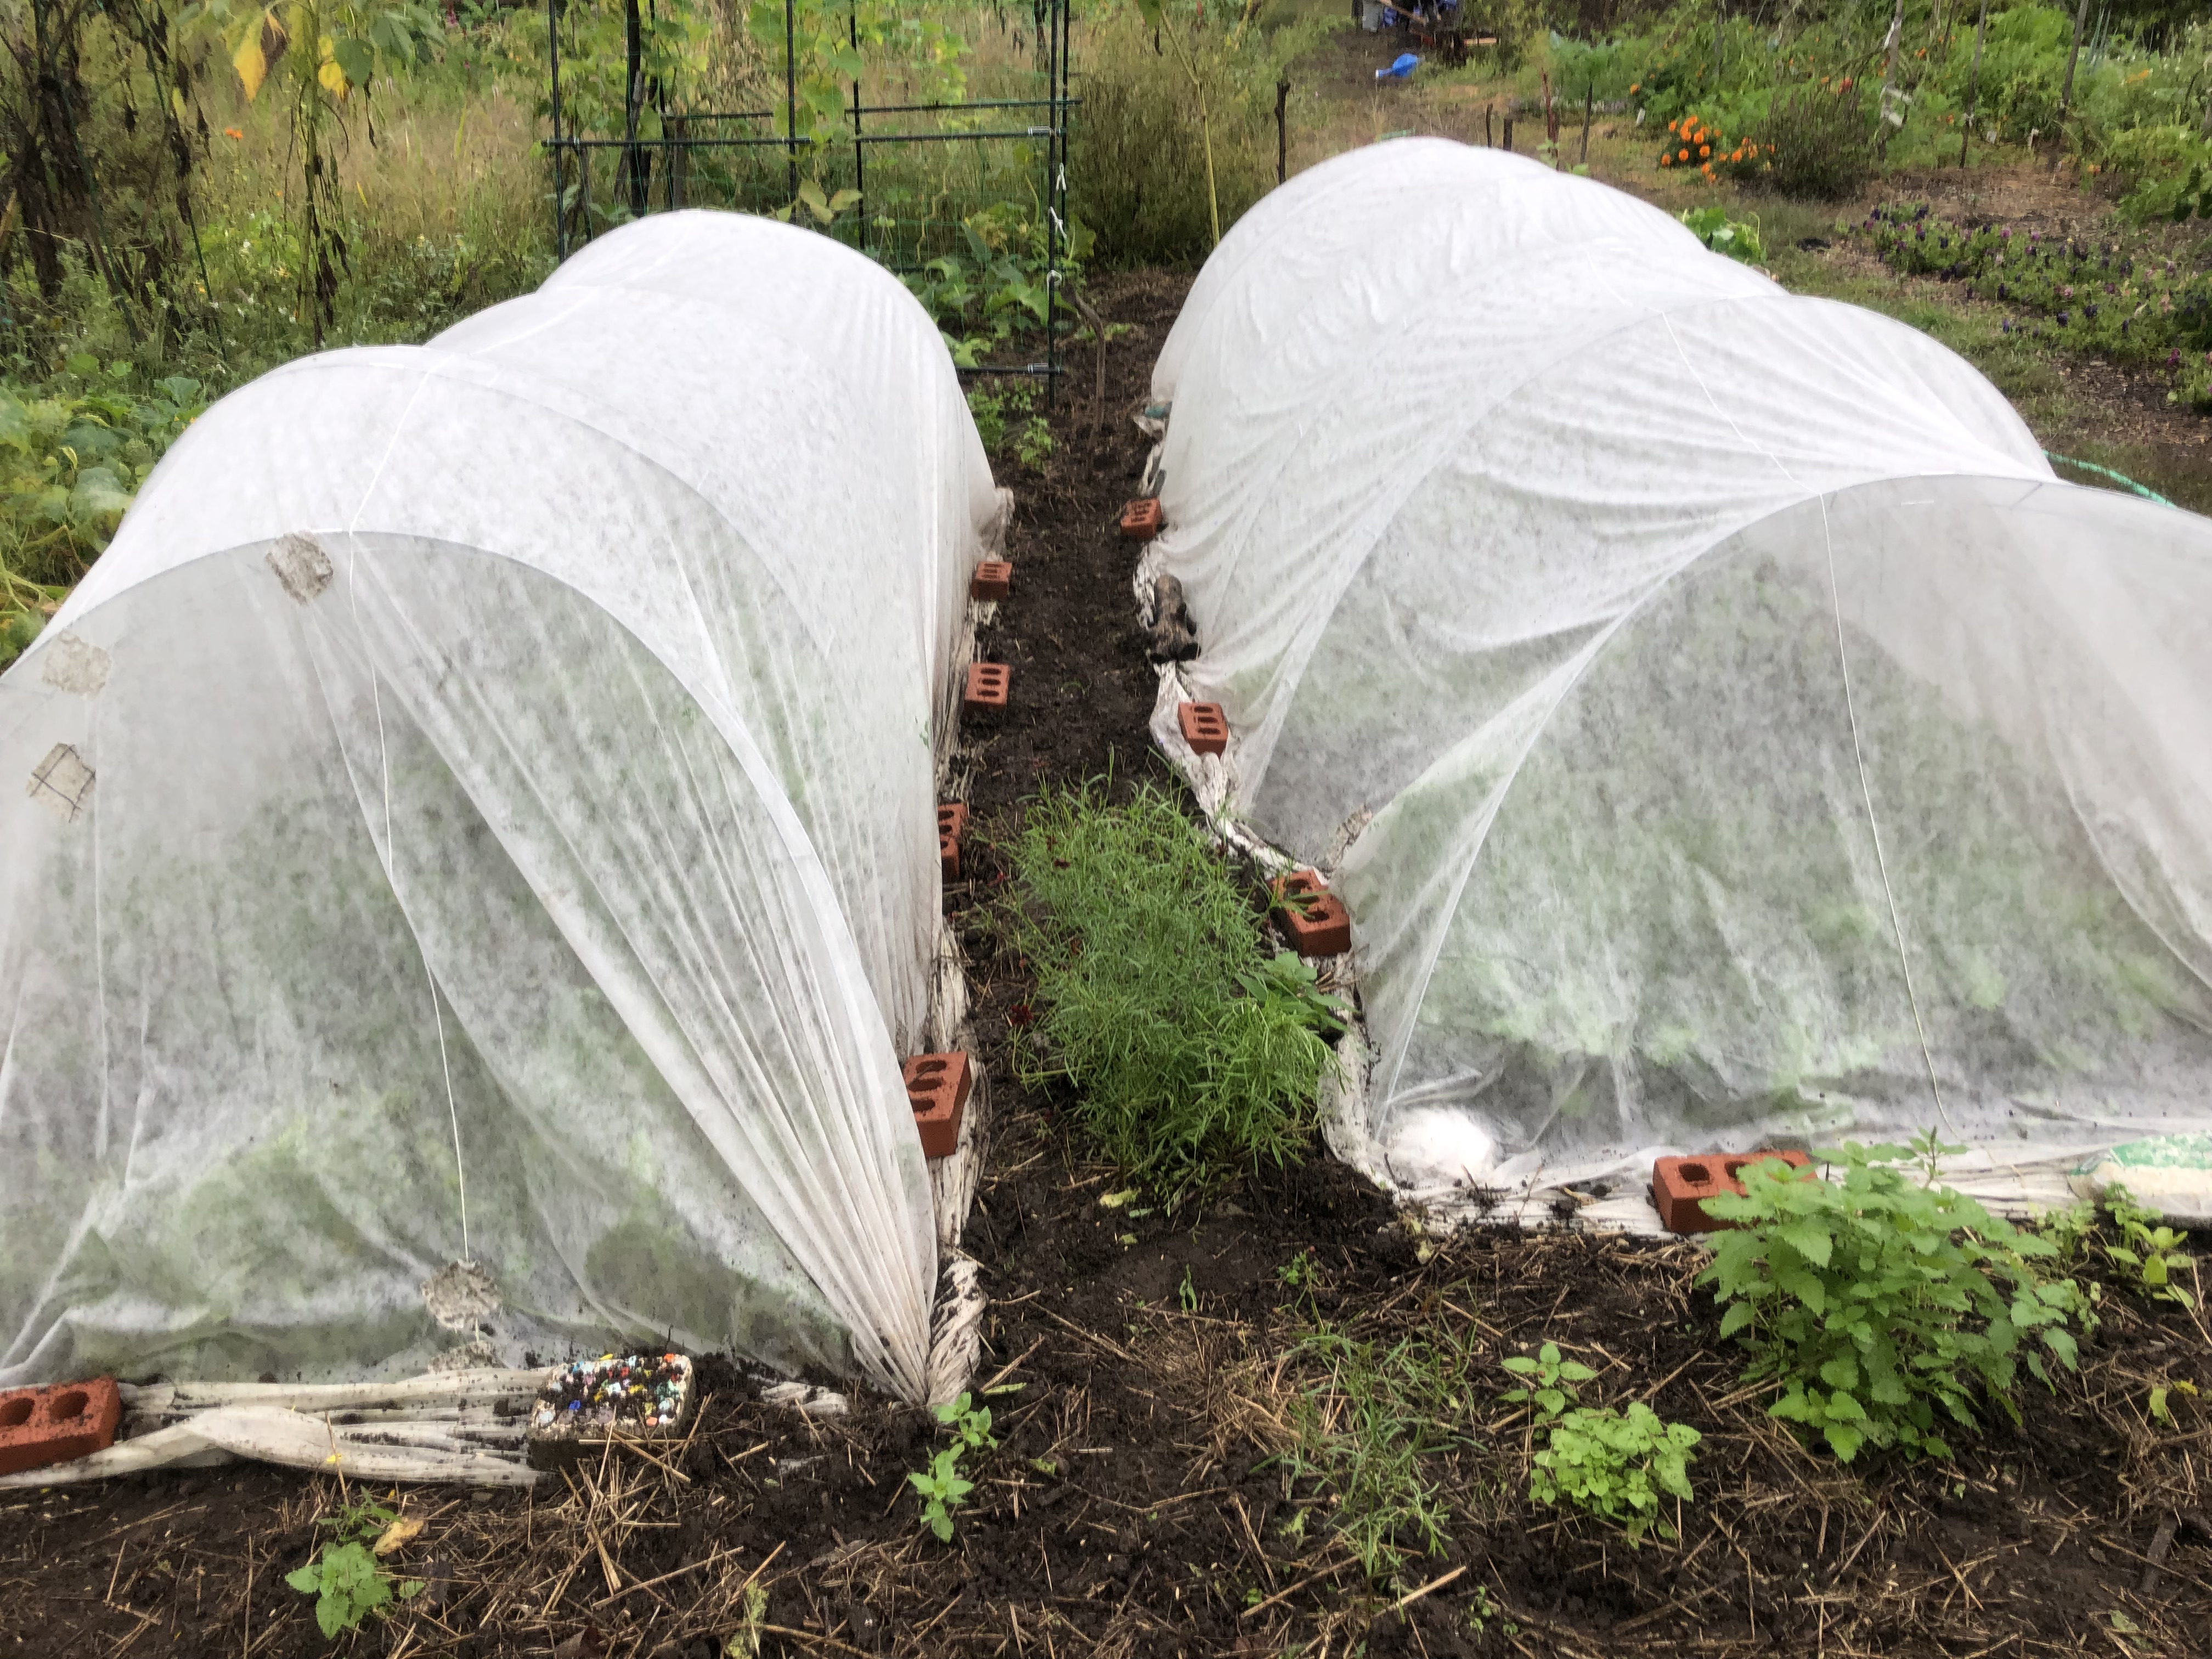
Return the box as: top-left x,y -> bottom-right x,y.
543,0 -> 1073,394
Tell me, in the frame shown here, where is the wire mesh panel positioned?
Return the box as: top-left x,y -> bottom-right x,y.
544,0 -> 1070,386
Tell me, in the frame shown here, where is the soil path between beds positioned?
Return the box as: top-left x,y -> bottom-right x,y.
5,270 -> 2212,1659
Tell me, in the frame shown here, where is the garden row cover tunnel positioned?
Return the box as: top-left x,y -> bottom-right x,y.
1147,140 -> 2212,1213
0,212 -> 1001,1400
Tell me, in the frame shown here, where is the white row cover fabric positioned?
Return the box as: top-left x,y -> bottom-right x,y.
1149,140 -> 2212,1195
0,212 -> 997,1401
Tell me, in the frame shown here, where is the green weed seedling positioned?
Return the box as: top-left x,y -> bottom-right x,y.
2151,1379 -> 2199,1427
938,1391 -> 997,1455
284,1498 -> 422,1639
910,1392 -> 996,1542
1235,950 -> 1349,1037
909,1448 -> 975,1543
1702,1140 -> 2094,1463
2102,1185 -> 2197,1310
1528,1402 -> 1701,1546
1498,1342 -> 1596,1421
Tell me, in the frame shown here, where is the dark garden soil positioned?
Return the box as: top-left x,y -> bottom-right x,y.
7,269 -> 2212,1659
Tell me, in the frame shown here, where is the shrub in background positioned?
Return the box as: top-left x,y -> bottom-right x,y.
1758,82 -> 1872,200
1071,4 -> 1274,267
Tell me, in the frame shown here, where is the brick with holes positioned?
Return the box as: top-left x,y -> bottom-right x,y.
1271,869 -> 1353,957
0,1378 -> 122,1477
1177,702 -> 1228,756
939,802 -> 970,882
970,560 -> 1013,602
1651,1151 -> 1814,1234
904,1052 -> 973,1159
1120,498 -> 1163,541
964,663 -> 1011,714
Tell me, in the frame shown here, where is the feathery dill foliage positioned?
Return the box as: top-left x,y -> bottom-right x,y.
1004,781 -> 1331,1198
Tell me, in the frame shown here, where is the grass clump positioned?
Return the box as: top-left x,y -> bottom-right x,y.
1004,780 -> 1335,1199
1285,1316 -> 1483,1579
1756,82 -> 1874,201
1702,1134 -> 2095,1464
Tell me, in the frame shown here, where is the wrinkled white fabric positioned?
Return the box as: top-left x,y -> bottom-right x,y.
0,212 -> 995,1401
1151,139 -> 2212,1181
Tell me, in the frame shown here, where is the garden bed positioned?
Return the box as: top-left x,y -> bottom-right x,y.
4,269 -> 2211,1659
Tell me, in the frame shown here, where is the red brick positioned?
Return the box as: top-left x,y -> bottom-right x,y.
1120,499 -> 1163,541
964,663 -> 1011,713
903,1052 -> 973,1160
0,1378 -> 122,1477
1651,1151 -> 1815,1234
971,561 -> 1013,602
1271,870 -> 1353,957
938,802 -> 969,884
1178,702 -> 1228,756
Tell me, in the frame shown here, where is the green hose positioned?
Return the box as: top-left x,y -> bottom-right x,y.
2044,451 -> 2177,509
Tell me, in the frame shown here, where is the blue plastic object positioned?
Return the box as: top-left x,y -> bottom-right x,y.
1377,51 -> 1419,79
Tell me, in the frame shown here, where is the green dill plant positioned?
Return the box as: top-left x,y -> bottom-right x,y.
284,1498 -> 423,1639
1002,780 -> 1333,1200
1702,1136 -> 2094,1463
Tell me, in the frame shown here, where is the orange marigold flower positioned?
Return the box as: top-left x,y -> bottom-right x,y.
1679,147 -> 1691,160
224,126 -> 244,139
1661,153 -> 1673,166
1700,143 -> 1711,157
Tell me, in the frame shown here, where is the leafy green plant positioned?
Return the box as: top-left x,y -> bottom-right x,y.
1,364 -> 210,670
2102,1184 -> 2197,1310
183,0 -> 447,341
1498,1342 -> 1597,1420
283,1499 -> 423,1639
937,1390 -> 996,1455
1002,781 -> 1331,1199
907,1448 -> 974,1543
1679,205 -> 1767,266
1013,415 -> 1054,473
1528,1403 -> 1701,1545
1702,1138 -> 2094,1463
1235,950 -> 1349,1039
908,1391 -> 995,1542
